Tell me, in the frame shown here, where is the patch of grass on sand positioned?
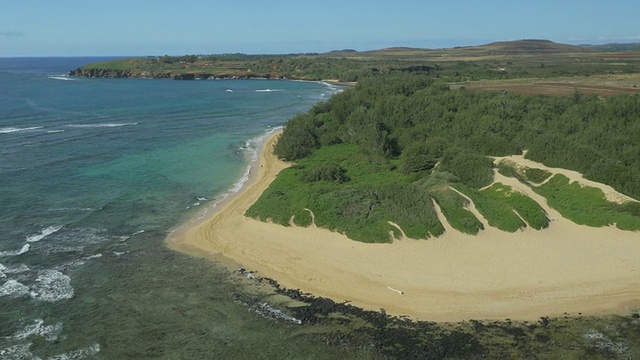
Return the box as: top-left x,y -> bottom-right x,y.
482,183 -> 550,230
455,183 -> 549,232
430,188 -> 484,235
454,184 -> 526,232
533,174 -> 640,230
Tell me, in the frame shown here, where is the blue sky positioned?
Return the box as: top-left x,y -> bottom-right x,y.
2,0 -> 640,56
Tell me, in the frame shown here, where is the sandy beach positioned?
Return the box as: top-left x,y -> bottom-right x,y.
168,132 -> 640,322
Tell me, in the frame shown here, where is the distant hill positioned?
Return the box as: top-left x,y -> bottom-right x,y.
324,39 -> 640,58
470,39 -> 587,53
324,49 -> 358,56
323,39 -> 593,59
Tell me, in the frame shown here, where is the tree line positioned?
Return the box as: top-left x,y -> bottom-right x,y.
275,76 -> 640,199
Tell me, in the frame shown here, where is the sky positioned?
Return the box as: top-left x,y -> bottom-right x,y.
2,0 -> 640,56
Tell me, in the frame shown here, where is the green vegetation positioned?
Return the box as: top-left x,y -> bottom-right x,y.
440,152 -> 495,189
247,144 -> 444,243
456,184 -> 526,232
249,73 -> 640,241
300,162 -> 349,183
522,167 -> 553,184
497,161 -> 553,184
430,187 -> 484,235
482,183 -> 549,230
534,174 -> 640,230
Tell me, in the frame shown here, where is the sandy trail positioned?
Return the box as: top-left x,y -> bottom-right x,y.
169,134 -> 640,322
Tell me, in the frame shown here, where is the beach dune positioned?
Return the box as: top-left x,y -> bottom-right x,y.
169,132 -> 640,322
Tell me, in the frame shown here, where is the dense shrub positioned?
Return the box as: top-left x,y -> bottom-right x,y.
400,142 -> 438,173
300,163 -> 349,183
440,152 -> 495,189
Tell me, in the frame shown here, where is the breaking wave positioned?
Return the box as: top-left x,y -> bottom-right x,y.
27,225 -> 63,243
66,122 -> 138,128
47,75 -> 76,81
0,244 -> 30,257
0,126 -> 44,134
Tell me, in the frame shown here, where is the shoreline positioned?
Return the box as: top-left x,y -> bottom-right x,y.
167,128 -> 282,257
168,132 -> 640,323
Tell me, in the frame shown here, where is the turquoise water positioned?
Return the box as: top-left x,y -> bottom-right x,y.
0,58 -> 367,359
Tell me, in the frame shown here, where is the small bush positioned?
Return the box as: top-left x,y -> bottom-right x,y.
300,162 -> 349,183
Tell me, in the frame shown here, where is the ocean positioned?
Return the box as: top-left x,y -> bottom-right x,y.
0,57 -> 364,359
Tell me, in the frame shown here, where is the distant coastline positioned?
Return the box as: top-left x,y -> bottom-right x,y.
68,67 -> 299,81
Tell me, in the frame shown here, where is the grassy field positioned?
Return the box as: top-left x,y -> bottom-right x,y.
450,74 -> 640,97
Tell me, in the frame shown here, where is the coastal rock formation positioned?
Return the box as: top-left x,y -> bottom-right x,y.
68,68 -> 297,81
68,68 -> 135,78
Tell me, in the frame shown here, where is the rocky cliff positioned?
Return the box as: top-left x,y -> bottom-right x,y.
68,68 -> 298,81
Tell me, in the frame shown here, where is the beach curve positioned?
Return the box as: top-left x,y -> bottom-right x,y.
168,131 -> 640,322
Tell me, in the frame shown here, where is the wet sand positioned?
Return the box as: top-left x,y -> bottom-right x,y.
169,132 -> 640,322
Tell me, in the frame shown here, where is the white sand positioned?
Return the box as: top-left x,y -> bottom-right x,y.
169,133 -> 640,322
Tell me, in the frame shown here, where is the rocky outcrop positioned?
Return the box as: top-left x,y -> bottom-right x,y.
68,68 -> 136,78
68,68 -> 302,81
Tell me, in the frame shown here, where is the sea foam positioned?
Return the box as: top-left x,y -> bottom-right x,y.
0,126 -> 44,134
0,343 -> 33,360
1,266 -> 74,302
53,343 -> 101,359
31,270 -> 74,302
0,280 -> 31,298
47,75 -> 76,81
0,263 -> 30,275
27,225 -> 63,243
0,244 -> 30,257
228,126 -> 282,195
66,122 -> 138,128
12,319 -> 63,341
